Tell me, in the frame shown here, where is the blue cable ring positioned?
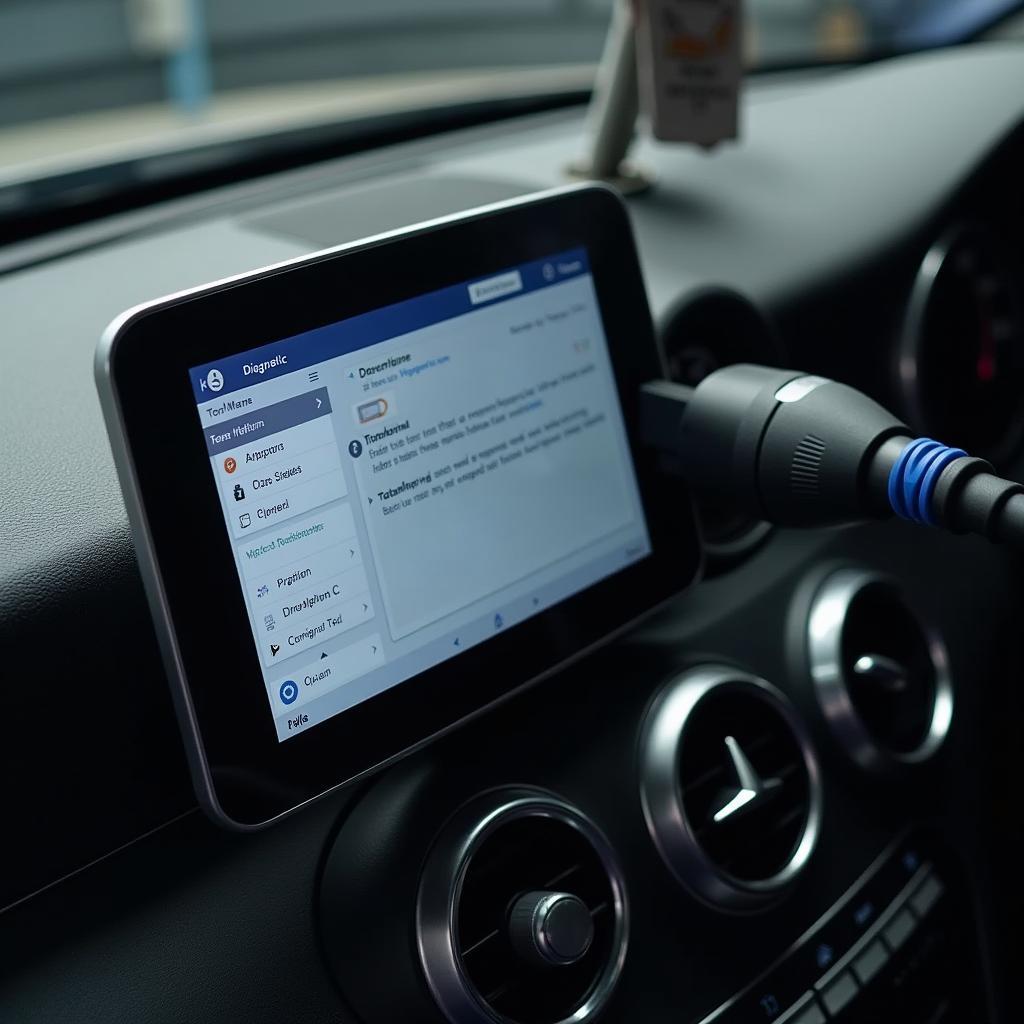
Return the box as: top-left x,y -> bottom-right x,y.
888,438 -> 966,524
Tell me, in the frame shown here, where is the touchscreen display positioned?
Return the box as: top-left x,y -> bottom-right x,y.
189,248 -> 651,742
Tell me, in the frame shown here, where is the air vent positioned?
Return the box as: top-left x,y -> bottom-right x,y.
640,667 -> 822,911
417,789 -> 627,1024
807,569 -> 953,771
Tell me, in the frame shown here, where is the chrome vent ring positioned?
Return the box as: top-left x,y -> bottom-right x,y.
417,788 -> 628,1024
639,666 -> 822,912
806,569 -> 954,772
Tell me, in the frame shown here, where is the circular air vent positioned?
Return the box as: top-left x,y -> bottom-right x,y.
807,569 -> 953,772
417,788 -> 627,1024
639,666 -> 822,911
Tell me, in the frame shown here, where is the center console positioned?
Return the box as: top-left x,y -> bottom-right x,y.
700,831 -> 984,1024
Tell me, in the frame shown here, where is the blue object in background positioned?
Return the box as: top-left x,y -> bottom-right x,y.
167,0 -> 212,116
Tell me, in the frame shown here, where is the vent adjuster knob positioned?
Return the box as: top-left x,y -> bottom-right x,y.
508,891 -> 594,968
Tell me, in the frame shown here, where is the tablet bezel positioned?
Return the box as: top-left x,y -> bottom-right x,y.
97,184 -> 702,828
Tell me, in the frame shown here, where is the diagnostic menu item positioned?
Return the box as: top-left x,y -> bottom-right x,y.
192,248 -> 651,742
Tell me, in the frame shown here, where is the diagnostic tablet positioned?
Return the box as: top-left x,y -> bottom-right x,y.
96,184 -> 701,828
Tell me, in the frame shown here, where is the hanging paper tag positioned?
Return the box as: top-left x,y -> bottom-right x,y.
635,0 -> 743,147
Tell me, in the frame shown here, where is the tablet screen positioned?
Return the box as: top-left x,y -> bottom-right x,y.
189,248 -> 651,742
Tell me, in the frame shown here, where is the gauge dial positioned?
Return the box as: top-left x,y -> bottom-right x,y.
898,225 -> 1024,464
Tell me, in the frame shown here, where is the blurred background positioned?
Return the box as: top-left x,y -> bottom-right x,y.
1,0 -> 1020,181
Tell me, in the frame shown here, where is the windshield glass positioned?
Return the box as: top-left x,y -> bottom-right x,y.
0,1 -> 1018,189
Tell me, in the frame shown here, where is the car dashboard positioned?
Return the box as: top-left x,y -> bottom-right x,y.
2,42 -> 1023,1024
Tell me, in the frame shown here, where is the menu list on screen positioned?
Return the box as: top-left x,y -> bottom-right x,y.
190,249 -> 652,741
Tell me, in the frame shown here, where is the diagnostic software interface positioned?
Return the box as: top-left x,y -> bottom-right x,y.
190,249 -> 651,741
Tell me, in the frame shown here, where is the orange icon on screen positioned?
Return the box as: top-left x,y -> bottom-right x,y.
224,457 -> 237,474
358,398 -> 388,424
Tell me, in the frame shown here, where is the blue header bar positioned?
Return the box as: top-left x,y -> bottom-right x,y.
189,247 -> 590,402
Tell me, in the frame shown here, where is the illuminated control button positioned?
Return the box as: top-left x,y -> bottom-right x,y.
820,971 -> 858,1017
910,874 -> 945,917
852,940 -> 888,985
883,908 -> 917,950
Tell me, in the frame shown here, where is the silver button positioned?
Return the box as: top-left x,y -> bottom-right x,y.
883,908 -> 917,950
820,971 -> 859,1016
910,874 -> 945,917
777,993 -> 826,1024
852,940 -> 889,984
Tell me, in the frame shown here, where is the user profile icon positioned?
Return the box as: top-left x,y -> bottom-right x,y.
279,680 -> 299,705
206,368 -> 224,392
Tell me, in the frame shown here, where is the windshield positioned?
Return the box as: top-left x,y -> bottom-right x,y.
0,1 -> 1019,212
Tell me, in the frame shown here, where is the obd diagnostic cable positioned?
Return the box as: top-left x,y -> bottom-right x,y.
641,365 -> 1024,546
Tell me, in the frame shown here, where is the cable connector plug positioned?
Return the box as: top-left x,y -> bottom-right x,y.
641,364 -> 1024,548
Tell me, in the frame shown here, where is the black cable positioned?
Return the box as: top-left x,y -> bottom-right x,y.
640,365 -> 1024,548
